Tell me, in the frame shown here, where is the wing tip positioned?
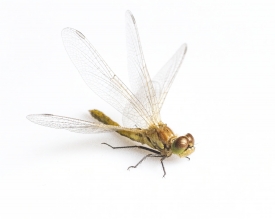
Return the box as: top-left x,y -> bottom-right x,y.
125,10 -> 135,23
26,114 -> 32,121
177,44 -> 187,56
125,10 -> 133,16
61,27 -> 85,39
26,114 -> 39,121
26,114 -> 53,121
181,43 -> 187,54
61,27 -> 72,35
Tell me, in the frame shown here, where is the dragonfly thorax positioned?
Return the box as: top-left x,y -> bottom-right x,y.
144,125 -> 194,158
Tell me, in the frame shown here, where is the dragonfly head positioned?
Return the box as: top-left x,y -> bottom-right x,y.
171,133 -> 195,158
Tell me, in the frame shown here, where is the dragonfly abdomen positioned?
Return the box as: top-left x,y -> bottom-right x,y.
89,109 -> 120,126
89,109 -> 144,144
89,110 -> 173,157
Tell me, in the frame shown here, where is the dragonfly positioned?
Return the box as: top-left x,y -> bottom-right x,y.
27,11 -> 195,177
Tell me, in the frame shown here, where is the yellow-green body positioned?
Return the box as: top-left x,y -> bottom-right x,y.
89,109 -> 194,157
90,109 -> 146,145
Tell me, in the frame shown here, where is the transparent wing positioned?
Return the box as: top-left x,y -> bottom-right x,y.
123,11 -> 158,127
152,44 -> 187,115
62,27 -> 153,128
27,114 -> 139,134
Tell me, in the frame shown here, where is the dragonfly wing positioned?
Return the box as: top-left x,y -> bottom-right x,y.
152,44 -> 187,115
62,27 -> 153,128
27,114 -> 139,134
123,11 -> 158,127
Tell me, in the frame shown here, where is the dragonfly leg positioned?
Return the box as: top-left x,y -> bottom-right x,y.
102,143 -> 167,177
186,156 -> 190,160
101,143 -> 161,154
128,154 -> 167,177
160,156 -> 167,178
146,155 -> 167,177
127,154 -> 154,170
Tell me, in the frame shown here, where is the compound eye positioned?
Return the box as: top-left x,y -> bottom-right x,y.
171,136 -> 189,155
185,133 -> 194,147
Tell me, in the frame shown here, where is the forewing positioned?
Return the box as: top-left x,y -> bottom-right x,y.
123,11 -> 158,127
27,114 -> 138,134
152,44 -> 187,116
62,27 -> 152,128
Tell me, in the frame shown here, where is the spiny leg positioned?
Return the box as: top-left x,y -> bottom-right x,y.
102,143 -> 167,177
151,155 -> 167,177
128,154 -> 167,177
101,142 -> 161,154
127,154 -> 155,170
160,156 -> 167,178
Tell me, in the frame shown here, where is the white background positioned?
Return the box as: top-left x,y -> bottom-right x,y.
1,0 -> 275,218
